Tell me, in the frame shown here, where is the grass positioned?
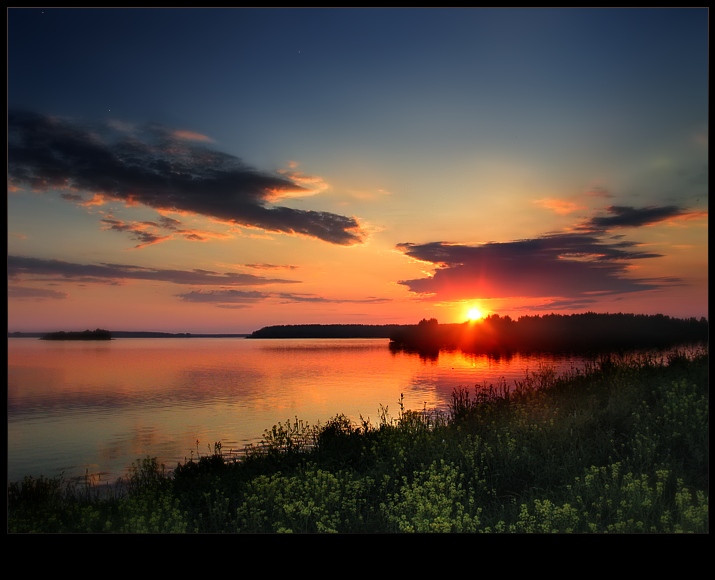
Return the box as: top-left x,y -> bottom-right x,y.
7,346 -> 708,533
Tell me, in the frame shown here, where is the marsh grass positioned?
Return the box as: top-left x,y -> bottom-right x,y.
7,346 -> 708,533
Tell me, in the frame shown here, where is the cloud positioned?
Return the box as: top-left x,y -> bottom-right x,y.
9,257 -> 364,305
521,298 -> 600,311
7,286 -> 68,300
582,205 -> 689,231
584,186 -> 614,198
273,293 -> 391,305
270,164 -> 331,201
7,255 -> 299,287
100,217 -> 172,248
176,289 -> 268,304
7,253 -> 391,311
533,198 -> 588,215
245,263 -> 299,271
171,129 -> 213,142
8,110 -> 366,245
157,216 -> 182,229
176,289 -> 392,306
61,192 -> 108,207
396,226 -> 682,302
99,215 -> 233,248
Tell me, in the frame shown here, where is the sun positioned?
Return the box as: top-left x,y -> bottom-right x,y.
467,307 -> 484,322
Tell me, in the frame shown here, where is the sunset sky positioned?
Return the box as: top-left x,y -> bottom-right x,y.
8,8 -> 708,333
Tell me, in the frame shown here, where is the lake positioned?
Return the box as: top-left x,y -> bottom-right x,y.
6,336 -> 684,485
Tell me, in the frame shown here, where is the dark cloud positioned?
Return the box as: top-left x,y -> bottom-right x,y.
157,216 -> 182,230
176,289 -> 391,306
7,286 -> 68,300
60,192 -> 85,203
7,255 -> 299,287
396,232 -> 681,301
101,217 -> 171,248
176,289 -> 268,303
522,298 -> 599,311
99,215 -> 228,248
8,110 -> 366,245
274,293 -> 391,305
245,263 -> 299,271
583,205 -> 687,230
396,203 -> 694,302
6,256 -> 386,308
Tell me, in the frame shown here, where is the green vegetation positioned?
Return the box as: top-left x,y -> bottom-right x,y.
8,347 -> 708,533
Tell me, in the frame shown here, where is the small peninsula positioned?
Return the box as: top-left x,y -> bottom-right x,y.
246,324 -> 405,339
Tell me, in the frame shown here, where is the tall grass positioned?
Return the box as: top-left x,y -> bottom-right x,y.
8,346 -> 708,533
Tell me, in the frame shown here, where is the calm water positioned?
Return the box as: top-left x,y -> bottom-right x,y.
6,337 -> 672,485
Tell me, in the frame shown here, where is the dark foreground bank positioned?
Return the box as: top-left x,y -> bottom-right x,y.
8,347 -> 708,533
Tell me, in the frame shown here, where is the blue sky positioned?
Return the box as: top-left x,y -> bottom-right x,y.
8,8 -> 708,333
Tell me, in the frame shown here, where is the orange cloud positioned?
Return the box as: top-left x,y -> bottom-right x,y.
171,129 -> 213,142
669,210 -> 708,223
81,193 -> 109,207
584,186 -> 613,198
269,162 -> 330,200
533,198 -> 588,215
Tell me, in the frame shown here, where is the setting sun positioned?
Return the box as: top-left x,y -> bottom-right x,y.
467,307 -> 484,321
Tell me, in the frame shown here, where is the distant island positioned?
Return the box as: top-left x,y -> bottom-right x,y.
40,329 -> 112,341
388,313 -> 709,355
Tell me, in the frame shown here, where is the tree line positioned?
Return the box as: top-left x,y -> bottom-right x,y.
247,324 -> 405,339
388,313 -> 709,354
40,329 -> 112,341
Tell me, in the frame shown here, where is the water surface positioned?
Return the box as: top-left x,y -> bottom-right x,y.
7,337 -> 667,484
